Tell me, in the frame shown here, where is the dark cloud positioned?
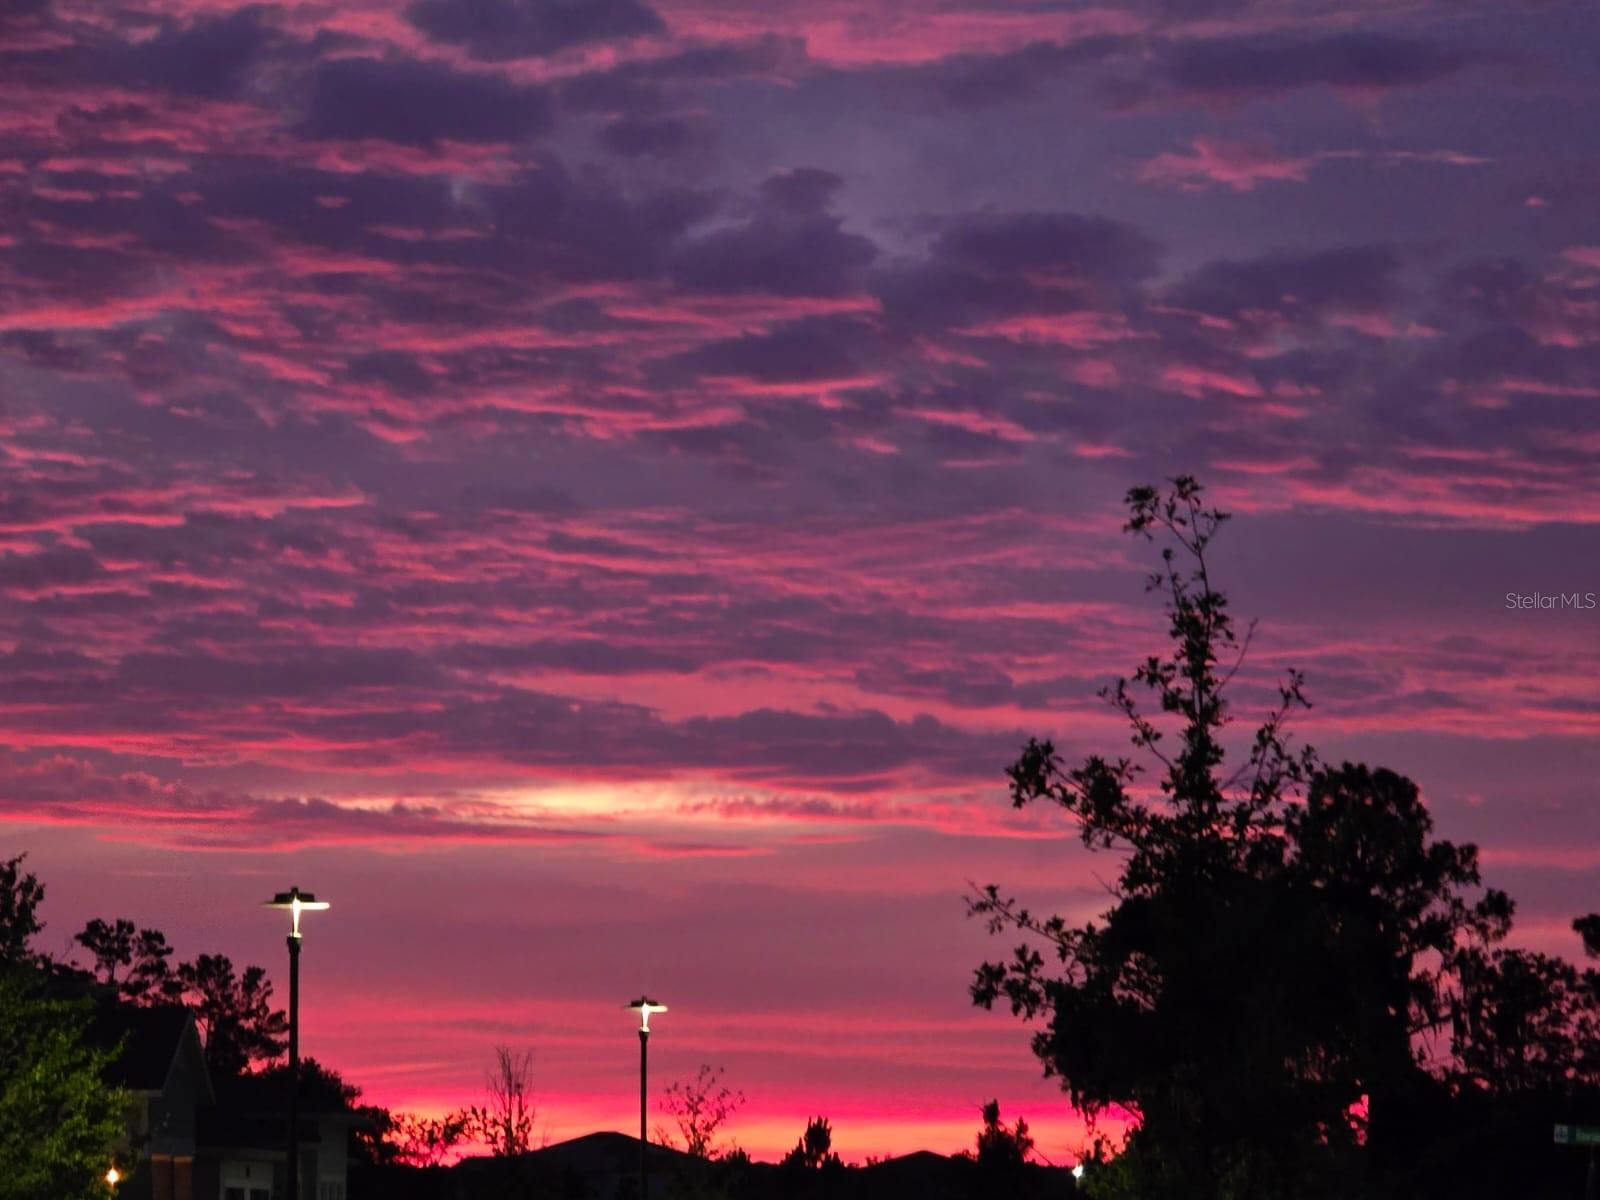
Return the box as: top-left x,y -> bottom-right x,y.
116,648 -> 442,698
1169,245 -> 1401,322
662,314 -> 885,384
759,167 -> 843,216
669,169 -> 877,295
0,547 -> 103,590
599,114 -> 703,158
853,659 -> 1094,710
877,210 -> 1159,331
481,162 -> 712,280
406,0 -> 664,61
560,36 -> 801,113
668,706 -> 1008,786
297,57 -> 552,145
343,351 -> 437,397
104,7 -> 285,99
92,6 -> 284,97
0,0 -> 48,26
1158,31 -> 1467,101
442,639 -> 697,675
931,211 -> 1161,282
1155,0 -> 1250,16
928,36 -> 1132,107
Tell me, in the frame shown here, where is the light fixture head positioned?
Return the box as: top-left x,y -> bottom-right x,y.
626,995 -> 668,1032
265,886 -> 330,937
106,1166 -> 121,1187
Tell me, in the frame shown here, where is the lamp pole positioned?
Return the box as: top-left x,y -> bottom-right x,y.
288,926 -> 300,1200
266,888 -> 329,1200
639,1025 -> 647,1198
627,997 -> 666,1200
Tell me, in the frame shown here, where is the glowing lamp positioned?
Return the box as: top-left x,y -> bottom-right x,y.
264,887 -> 330,938
105,1166 -> 121,1188
627,995 -> 668,1033
1072,1163 -> 1086,1180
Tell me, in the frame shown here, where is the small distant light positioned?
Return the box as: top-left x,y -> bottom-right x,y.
1072,1163 -> 1085,1180
105,1166 -> 121,1187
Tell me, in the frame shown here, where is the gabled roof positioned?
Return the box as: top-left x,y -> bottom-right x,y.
93,1004 -> 210,1097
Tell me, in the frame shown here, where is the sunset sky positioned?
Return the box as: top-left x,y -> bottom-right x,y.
3,0 -> 1600,1165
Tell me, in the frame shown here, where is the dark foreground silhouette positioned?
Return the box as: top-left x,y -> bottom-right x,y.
353,1130 -> 1078,1200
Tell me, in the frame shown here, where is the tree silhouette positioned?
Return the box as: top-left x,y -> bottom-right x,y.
659,1064 -> 744,1159
1576,914 -> 1600,959
0,854 -> 44,969
1450,944 -> 1598,1095
177,952 -> 288,1077
969,478 -> 1589,1200
75,919 -> 184,1005
781,1116 -> 841,1170
124,928 -> 183,1005
464,1044 -> 537,1157
74,919 -> 135,988
388,1110 -> 470,1167
974,1099 -> 1033,1170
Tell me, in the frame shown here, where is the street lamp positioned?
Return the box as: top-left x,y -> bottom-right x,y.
265,888 -> 329,1200
626,996 -> 667,1200
105,1165 -> 120,1190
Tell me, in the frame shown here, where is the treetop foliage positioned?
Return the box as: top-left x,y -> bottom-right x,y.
661,1064 -> 745,1160
971,477 -> 1600,1200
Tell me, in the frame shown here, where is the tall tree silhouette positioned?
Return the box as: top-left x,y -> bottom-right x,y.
969,1100 -> 1035,1200
969,478 -> 1566,1200
781,1116 -> 841,1170
0,854 -> 44,968
974,1099 -> 1032,1170
464,1045 -> 537,1157
178,953 -> 288,1077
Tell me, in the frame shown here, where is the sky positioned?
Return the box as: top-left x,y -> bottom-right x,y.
3,0 -> 1600,1166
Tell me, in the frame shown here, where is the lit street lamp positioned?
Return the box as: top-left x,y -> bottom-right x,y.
105,1165 -> 120,1190
627,996 -> 667,1200
265,887 -> 329,1200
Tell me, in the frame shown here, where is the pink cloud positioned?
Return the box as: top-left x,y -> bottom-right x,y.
1135,137 -> 1318,192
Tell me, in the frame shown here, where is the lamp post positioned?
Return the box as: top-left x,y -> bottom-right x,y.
626,996 -> 667,1200
265,888 -> 329,1200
